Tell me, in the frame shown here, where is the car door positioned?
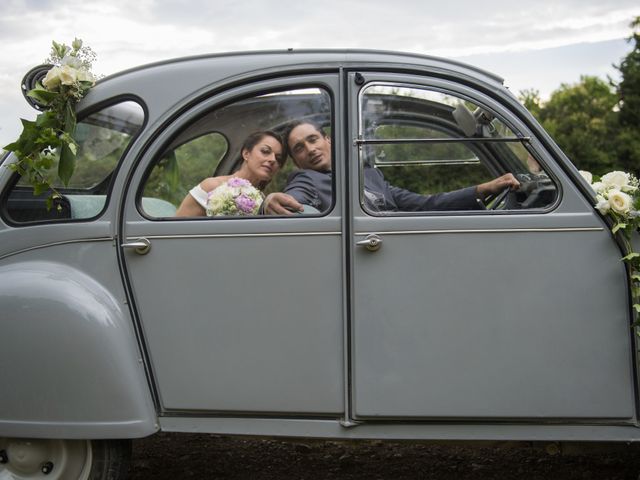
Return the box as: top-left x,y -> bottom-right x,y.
121,76 -> 346,415
348,72 -> 635,420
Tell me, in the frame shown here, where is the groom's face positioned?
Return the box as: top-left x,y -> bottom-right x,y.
287,123 -> 332,172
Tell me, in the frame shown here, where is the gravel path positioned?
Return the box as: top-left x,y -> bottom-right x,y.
130,433 -> 640,479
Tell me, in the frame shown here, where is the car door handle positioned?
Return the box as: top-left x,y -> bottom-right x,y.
121,237 -> 151,255
356,234 -> 382,252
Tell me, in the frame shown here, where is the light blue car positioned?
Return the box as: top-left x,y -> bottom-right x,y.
1,50 -> 637,479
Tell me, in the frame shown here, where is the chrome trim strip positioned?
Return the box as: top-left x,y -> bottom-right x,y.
0,237 -> 113,262
159,416 -> 640,441
375,159 -> 481,166
129,231 -> 343,240
356,137 -> 531,145
354,227 -> 603,236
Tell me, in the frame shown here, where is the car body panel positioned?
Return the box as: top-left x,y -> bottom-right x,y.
0,245 -> 157,438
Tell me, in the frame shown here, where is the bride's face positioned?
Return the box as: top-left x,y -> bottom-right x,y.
242,135 -> 283,183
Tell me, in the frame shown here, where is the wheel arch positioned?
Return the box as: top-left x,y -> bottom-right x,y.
0,260 -> 157,439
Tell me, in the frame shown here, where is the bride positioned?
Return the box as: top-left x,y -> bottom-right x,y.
175,130 -> 285,217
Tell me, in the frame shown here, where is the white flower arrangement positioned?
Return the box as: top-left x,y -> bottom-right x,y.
581,170 -> 640,219
580,169 -> 640,323
3,38 -> 97,208
206,178 -> 263,216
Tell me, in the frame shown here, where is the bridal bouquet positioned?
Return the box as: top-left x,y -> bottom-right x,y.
581,170 -> 640,323
206,178 -> 263,216
3,39 -> 97,206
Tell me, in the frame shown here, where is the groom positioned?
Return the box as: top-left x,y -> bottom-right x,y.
263,120 -> 519,215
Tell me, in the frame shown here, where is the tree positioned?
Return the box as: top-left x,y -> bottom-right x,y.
613,17 -> 640,175
616,17 -> 640,127
518,88 -> 542,119
517,17 -> 640,176
537,76 -> 618,173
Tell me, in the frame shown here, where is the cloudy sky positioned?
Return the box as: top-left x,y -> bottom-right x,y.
1,0 -> 639,147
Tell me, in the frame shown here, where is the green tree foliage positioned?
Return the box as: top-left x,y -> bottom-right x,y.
519,89 -> 543,119
143,133 -> 227,206
370,125 -> 493,194
614,17 -> 640,174
539,75 -> 619,173
617,17 -> 640,127
520,16 -> 640,177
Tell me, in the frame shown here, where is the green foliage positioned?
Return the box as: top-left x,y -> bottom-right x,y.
367,125 -> 494,194
15,121 -> 130,191
614,17 -> 640,175
616,17 -> 640,128
518,17 -> 640,178
3,39 -> 96,205
382,164 -> 492,196
519,89 -> 543,119
143,133 -> 228,206
539,76 -> 619,173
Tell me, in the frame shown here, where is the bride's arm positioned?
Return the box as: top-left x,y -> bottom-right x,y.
175,176 -> 227,217
175,190 -> 206,217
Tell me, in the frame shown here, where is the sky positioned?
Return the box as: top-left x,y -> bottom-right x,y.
1,0 -> 639,147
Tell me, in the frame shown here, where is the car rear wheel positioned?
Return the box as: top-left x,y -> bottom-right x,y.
0,438 -> 130,480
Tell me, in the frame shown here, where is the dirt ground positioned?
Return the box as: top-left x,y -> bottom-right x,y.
130,433 -> 640,479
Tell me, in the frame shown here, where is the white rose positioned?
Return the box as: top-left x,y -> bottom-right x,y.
608,189 -> 632,215
76,68 -> 95,85
596,195 -> 610,214
621,183 -> 638,194
591,181 -> 605,194
601,171 -> 631,190
61,56 -> 83,69
42,66 -> 62,91
579,170 -> 593,184
58,65 -> 78,85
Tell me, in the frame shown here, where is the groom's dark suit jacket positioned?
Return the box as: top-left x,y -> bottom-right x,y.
284,167 -> 482,212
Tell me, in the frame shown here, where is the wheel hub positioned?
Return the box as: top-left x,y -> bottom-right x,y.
6,440 -> 49,474
0,438 -> 92,480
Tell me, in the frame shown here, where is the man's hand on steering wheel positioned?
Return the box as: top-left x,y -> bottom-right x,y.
476,173 -> 520,209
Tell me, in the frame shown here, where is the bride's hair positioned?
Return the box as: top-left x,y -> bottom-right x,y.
241,130 -> 286,167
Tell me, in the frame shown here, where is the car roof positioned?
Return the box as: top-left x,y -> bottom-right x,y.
102,49 -> 503,84
79,49 -> 505,121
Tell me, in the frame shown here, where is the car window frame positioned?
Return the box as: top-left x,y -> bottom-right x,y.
356,79 -> 562,217
0,96 -> 147,226
134,80 -> 338,221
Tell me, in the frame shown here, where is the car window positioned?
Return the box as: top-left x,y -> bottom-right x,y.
358,84 -> 557,214
140,87 -> 332,218
3,100 -> 144,223
142,132 -> 228,209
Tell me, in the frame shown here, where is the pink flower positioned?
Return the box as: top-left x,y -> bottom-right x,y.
227,177 -> 251,188
235,193 -> 257,213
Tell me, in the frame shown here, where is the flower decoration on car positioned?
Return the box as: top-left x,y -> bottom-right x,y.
3,39 -> 97,208
581,170 -> 640,325
206,177 -> 263,216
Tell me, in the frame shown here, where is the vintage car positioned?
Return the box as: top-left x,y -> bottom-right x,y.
0,49 -> 638,479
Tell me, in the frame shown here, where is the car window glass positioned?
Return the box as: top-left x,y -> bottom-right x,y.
359,84 -> 557,214
140,87 -> 332,218
142,132 -> 228,209
4,100 -> 144,223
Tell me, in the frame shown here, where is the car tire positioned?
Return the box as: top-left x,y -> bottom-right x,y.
0,438 -> 131,480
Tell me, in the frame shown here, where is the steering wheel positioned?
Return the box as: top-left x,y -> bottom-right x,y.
483,187 -> 512,210
515,173 -> 557,209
